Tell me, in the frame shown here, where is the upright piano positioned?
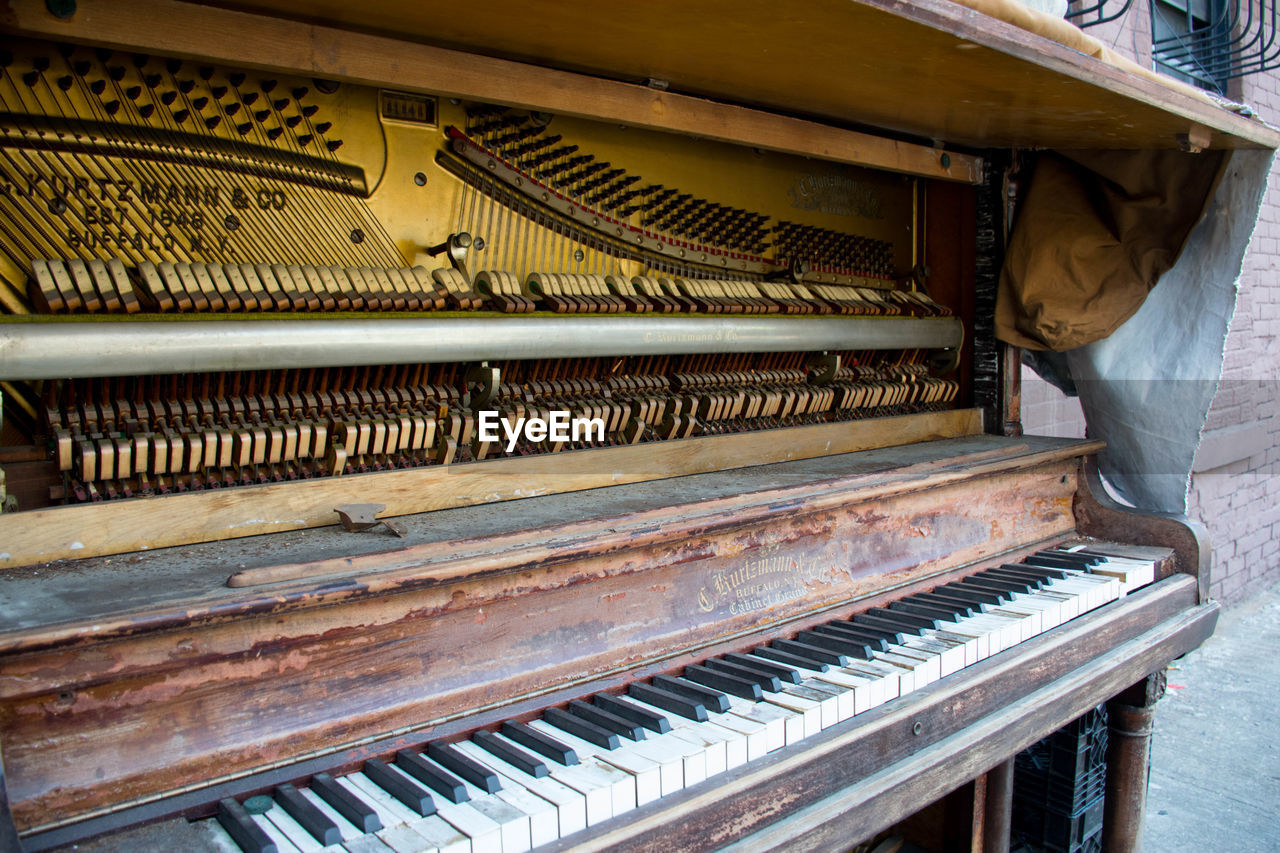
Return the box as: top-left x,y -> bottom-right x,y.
0,1 -> 1270,851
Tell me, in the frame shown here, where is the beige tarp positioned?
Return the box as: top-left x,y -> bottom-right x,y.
996,149 -> 1228,351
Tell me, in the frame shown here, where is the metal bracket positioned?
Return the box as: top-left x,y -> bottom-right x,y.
425,232 -> 474,284
806,352 -> 840,385
465,362 -> 500,410
334,504 -> 407,537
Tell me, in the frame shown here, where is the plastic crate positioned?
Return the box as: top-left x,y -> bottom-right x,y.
1014,706 -> 1109,813
1012,795 -> 1105,853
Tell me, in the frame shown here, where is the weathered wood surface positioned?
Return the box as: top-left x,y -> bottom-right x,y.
0,441 -> 1083,834
543,576 -> 1213,851
0,409 -> 983,571
1074,456 -> 1212,601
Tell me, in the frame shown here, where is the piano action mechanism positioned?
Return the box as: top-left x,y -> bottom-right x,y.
0,1 -> 1240,850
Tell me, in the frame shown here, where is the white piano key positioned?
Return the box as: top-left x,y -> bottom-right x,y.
454,739 -> 588,837
341,773 -> 419,829
904,635 -> 965,677
495,786 -> 559,848
193,819 -> 250,853
466,796 -> 532,853
409,815 -> 472,853
528,719 -> 648,811
299,788 -> 365,843
624,733 -> 689,795
931,629 -> 981,666
790,678 -> 851,724
375,822 -> 438,853
261,802 -> 329,852
882,645 -> 940,685
707,710 -> 769,761
767,687 -> 826,735
434,799 -> 503,853
785,663 -> 864,718
248,809 -> 304,853
666,724 -> 729,776
342,836 -> 396,853
611,695 -> 710,785
723,694 -> 799,748
872,652 -> 923,691
844,660 -> 901,701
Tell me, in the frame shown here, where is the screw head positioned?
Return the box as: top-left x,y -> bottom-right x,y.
414,171 -> 427,186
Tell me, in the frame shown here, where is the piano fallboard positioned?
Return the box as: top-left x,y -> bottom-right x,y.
0,434 -> 1119,838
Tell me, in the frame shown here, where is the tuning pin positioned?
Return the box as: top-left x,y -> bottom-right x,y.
236,121 -> 252,135
291,86 -> 309,99
104,100 -> 121,115
253,108 -> 270,122
229,72 -> 246,87
199,66 -> 215,80
270,97 -> 287,111
314,121 -> 331,134
33,56 -> 51,72
260,79 -> 277,93
125,85 -> 141,99
265,126 -> 283,140
172,108 -> 189,124
138,103 -> 155,118
72,59 -> 90,76
56,75 -> 72,91
21,71 -> 39,87
108,65 -> 125,81
178,79 -> 195,93
301,104 -> 318,117
165,58 -> 182,74
131,53 -> 148,68
326,139 -> 343,152
191,96 -> 208,110
159,90 -> 177,105
89,79 -> 106,95
211,85 -> 227,98
296,133 -> 313,147
242,91 -> 258,106
284,114 -> 301,128
223,102 -> 240,116
144,73 -> 161,88
205,115 -> 221,130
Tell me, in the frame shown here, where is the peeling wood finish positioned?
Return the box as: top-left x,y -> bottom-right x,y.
0,450 -> 1082,833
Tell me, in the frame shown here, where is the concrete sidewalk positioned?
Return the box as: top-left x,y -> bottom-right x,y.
1143,582 -> 1280,852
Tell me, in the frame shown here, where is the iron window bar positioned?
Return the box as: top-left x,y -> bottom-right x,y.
1152,0 -> 1280,80
1067,0 -> 1135,28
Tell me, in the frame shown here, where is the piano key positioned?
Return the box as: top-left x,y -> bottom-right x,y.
971,571 -> 1039,594
750,644 -> 831,672
903,593 -> 976,618
427,741 -> 503,794
761,686 -> 823,736
543,706 -> 621,750
502,721 -> 579,765
195,819 -> 257,853
770,638 -> 849,667
723,694 -> 801,748
339,837 -> 395,853
682,663 -> 764,700
395,750 -> 469,803
312,772 -> 382,833
374,823 -> 442,853
246,810 -> 302,853
474,730 -> 549,778
651,674 -> 732,713
866,607 -> 942,631
935,583 -> 1010,606
453,739 -> 588,836
844,658 -> 903,700
363,758 -> 438,816
611,695 -> 711,785
592,693 -> 672,733
494,786 -> 559,848
794,629 -> 874,660
721,651 -> 801,684
456,795 -> 530,853
259,803 -> 325,853
701,657 -> 783,692
852,612 -> 925,637
526,721 -> 640,815
627,682 -> 708,722
1037,548 -> 1105,566
218,797 -> 279,853
338,774 -> 419,830
530,718 -> 662,805
812,622 -> 892,651
901,635 -> 964,677
297,788 -> 365,843
998,563 -> 1069,581
890,599 -> 967,622
567,699 -> 647,741
395,815 -> 471,853
275,783 -> 341,846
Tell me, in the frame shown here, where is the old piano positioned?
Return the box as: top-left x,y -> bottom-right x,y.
0,1 -> 1271,851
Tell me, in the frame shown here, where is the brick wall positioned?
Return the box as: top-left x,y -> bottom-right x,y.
1018,3 -> 1280,603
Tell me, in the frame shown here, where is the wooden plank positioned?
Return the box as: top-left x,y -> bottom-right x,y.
0,0 -> 982,183
0,409 -> 983,571
537,576 -> 1211,851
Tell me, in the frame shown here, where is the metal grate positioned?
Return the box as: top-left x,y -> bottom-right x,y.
1066,0 -> 1135,28
1151,0 -> 1280,85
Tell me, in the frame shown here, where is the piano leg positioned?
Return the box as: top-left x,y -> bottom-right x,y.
1103,671 -> 1167,853
981,758 -> 1014,853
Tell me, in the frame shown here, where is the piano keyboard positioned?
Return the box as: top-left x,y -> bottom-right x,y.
196,547 -> 1155,853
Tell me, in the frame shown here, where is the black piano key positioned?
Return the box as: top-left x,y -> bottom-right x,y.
1024,554 -> 1092,570
852,612 -> 926,637
652,674 -> 732,713
311,772 -> 381,833
889,599 -> 963,622
867,606 -> 942,631
502,720 -> 579,765
628,682 -> 709,722
770,638 -> 848,667
364,757 -> 437,816
964,574 -> 1035,595
544,706 -> 621,749
795,629 -> 873,659
837,620 -> 905,645
1002,562 -> 1070,580
218,797 -> 276,853
395,750 -> 468,803
812,622 -> 892,652
474,730 -> 550,777
703,657 -> 783,692
593,693 -> 672,733
896,594 -> 969,619
936,582 -> 1010,604
910,593 -> 978,617
568,699 -> 647,741
751,644 -> 830,673
1037,549 -> 1105,566
275,783 -> 341,846
724,651 -> 802,684
427,741 -> 502,793
683,663 -> 764,700
982,567 -> 1047,588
